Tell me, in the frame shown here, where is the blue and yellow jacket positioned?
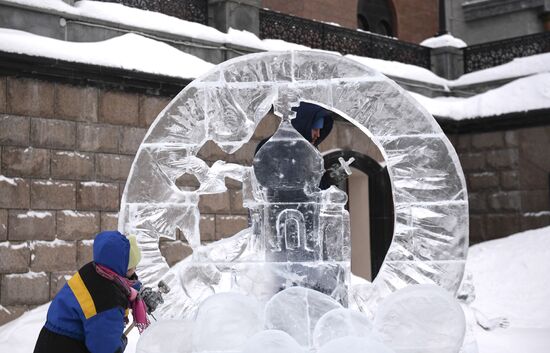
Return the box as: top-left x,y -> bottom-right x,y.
44,231 -> 132,353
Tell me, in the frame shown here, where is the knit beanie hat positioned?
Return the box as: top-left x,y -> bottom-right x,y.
127,235 -> 142,270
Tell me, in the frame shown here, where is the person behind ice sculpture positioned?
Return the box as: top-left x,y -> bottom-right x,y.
255,102 -> 334,189
34,231 -> 149,353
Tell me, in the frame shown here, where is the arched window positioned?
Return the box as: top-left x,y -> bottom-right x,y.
357,0 -> 396,37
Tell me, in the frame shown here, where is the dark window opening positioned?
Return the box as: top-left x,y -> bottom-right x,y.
357,14 -> 370,31
323,150 -> 394,280
357,0 -> 396,36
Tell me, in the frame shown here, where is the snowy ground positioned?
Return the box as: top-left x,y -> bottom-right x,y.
1,226 -> 549,352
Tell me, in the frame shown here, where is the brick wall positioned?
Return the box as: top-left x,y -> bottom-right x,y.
262,0 -> 358,29
393,0 -> 439,43
262,0 -> 439,43
0,76 -> 174,324
450,127 -> 550,244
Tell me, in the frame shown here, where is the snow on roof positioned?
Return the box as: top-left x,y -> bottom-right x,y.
2,0 -> 550,120
451,52 -> 550,86
0,28 -> 214,79
420,34 -> 467,49
409,73 -> 550,120
2,0 -> 291,50
347,54 -> 450,87
4,0 -> 550,89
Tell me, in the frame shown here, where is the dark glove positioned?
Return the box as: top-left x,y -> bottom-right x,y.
140,287 -> 164,314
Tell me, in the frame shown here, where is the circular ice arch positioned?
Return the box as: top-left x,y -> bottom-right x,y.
119,51 -> 468,315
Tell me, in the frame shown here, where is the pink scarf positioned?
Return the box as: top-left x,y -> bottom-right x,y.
95,263 -> 150,333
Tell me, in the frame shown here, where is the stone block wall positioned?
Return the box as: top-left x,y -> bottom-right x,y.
0,76 -> 177,324
450,127 -> 550,244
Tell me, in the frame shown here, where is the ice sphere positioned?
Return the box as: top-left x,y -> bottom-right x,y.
374,285 -> 465,353
192,292 -> 263,352
264,287 -> 342,347
317,336 -> 395,353
136,320 -> 193,353
242,330 -> 304,353
313,308 -> 374,348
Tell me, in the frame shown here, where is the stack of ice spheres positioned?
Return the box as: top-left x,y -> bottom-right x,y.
119,51 -> 468,331
136,285 -> 466,353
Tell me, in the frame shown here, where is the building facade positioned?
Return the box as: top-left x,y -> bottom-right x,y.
262,0 -> 439,43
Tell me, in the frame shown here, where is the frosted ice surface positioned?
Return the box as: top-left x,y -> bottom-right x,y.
192,292 -> 263,352
349,281 -> 377,317
136,320 -> 193,353
313,308 -> 374,348
374,285 -> 465,353
317,336 -> 395,353
264,287 -> 342,346
241,330 -> 304,353
120,50 -> 469,319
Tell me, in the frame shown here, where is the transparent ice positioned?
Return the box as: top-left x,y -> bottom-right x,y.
264,287 -> 342,347
136,320 -> 193,353
317,336 -> 395,353
313,308 -> 374,349
122,51 -> 469,352
374,285 -> 466,353
192,293 -> 263,352
241,330 -> 304,353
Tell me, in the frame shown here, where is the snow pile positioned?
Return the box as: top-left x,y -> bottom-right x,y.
1,226 -> 550,352
421,34 -> 467,49
0,28 -> 213,79
2,0 -> 309,51
410,73 -> 550,119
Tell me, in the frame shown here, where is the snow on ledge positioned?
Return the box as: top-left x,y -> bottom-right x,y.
15,211 -> 52,219
0,175 -> 18,186
421,34 -> 467,49
0,28 -> 214,79
409,73 -> 550,120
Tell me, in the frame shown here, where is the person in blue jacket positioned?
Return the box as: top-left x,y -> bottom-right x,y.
33,231 -> 145,353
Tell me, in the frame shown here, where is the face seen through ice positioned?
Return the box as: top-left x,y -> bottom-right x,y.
121,51 -> 469,352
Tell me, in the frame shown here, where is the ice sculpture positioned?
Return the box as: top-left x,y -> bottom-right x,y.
192,293 -> 263,352
312,308 -> 374,348
136,320 -> 193,353
374,285 -> 466,353
264,287 -> 342,346
242,330 -> 304,353
119,51 -> 469,320
318,337 -> 395,353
